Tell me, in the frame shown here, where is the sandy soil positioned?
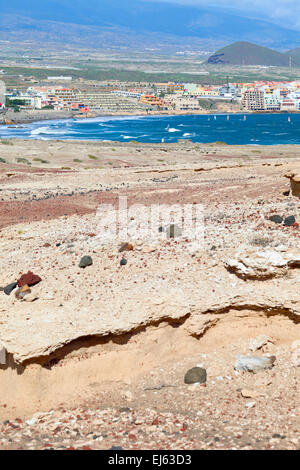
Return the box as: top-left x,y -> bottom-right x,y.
0,139 -> 299,450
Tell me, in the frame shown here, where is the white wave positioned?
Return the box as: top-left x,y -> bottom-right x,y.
31,126 -> 51,135
167,128 -> 180,133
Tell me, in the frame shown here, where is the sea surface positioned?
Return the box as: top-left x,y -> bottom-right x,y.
1,113 -> 300,145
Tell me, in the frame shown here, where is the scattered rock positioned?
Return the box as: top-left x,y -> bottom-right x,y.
3,282 -> 17,296
241,389 -> 260,399
0,342 -> 6,365
142,245 -> 156,253
123,391 -> 133,401
235,355 -> 276,373
269,215 -> 283,224
79,256 -> 93,269
23,292 -> 39,302
184,367 -> 207,384
284,215 -> 296,226
245,401 -> 256,409
119,242 -> 134,252
291,349 -> 300,367
15,284 -> 31,300
120,258 -> 127,266
249,335 -> 275,352
17,271 -> 41,287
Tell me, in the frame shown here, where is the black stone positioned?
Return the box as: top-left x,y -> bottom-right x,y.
4,282 -> 17,296
120,258 -> 127,266
184,367 -> 207,384
284,215 -> 296,226
269,215 -> 283,224
79,256 -> 93,268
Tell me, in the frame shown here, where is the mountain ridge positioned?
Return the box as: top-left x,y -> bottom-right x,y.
0,0 -> 300,53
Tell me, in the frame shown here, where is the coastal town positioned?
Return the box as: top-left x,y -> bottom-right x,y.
2,73 -> 300,117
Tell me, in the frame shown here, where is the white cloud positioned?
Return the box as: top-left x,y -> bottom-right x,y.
144,0 -> 300,30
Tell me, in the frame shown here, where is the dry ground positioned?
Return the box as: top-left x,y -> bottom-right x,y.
0,139 -> 299,450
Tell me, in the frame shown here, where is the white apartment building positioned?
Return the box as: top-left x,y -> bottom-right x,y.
241,89 -> 265,111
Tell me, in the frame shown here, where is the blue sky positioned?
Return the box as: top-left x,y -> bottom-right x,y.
146,0 -> 300,30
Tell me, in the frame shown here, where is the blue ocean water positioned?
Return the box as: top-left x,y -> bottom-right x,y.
1,113 -> 299,145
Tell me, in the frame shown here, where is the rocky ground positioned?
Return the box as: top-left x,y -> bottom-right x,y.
0,139 -> 299,450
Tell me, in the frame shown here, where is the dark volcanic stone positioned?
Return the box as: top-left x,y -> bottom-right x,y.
184,367 -> 207,385
120,258 -> 127,266
284,215 -> 296,226
269,215 -> 283,224
4,282 -> 17,296
79,256 -> 93,268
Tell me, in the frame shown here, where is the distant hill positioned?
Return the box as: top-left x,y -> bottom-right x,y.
0,1 -> 300,53
208,41 -> 300,66
286,47 -> 300,64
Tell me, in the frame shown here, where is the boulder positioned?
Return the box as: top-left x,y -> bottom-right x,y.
225,250 -> 300,279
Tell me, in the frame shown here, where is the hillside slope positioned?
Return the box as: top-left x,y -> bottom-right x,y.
208,41 -> 300,66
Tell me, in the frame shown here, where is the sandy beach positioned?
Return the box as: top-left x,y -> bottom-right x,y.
0,138 -> 299,450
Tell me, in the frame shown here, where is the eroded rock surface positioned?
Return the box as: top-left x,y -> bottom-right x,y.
224,250 -> 300,279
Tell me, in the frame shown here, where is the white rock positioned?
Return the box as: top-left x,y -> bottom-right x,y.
249,335 -> 275,352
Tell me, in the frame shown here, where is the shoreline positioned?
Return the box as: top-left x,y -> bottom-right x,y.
1,108 -> 299,127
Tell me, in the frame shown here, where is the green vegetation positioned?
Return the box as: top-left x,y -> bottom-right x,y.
73,158 -> 83,162
6,98 -> 26,107
0,157 -> 6,163
17,158 -> 31,164
88,155 -> 98,160
0,140 -> 13,145
33,158 -> 49,163
198,98 -> 227,110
